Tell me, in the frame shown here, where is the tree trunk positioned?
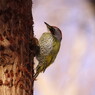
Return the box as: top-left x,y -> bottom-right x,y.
0,0 -> 36,95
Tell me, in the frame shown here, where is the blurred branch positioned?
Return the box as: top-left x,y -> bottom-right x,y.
88,0 -> 95,12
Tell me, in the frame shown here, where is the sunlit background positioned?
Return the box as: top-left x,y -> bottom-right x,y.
33,0 -> 95,95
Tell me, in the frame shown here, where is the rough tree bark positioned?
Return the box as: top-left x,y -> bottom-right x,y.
0,0 -> 37,95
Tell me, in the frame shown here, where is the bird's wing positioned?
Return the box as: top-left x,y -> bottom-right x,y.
43,39 -> 60,72
49,38 -> 60,64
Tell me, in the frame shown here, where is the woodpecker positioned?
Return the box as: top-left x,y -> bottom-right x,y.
34,22 -> 62,79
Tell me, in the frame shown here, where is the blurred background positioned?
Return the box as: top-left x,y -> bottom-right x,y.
33,0 -> 95,95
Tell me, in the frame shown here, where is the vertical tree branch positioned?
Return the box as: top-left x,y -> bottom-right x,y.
0,0 -> 36,95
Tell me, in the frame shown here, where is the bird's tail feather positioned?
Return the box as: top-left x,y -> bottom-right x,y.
34,72 -> 39,79
33,64 -> 43,79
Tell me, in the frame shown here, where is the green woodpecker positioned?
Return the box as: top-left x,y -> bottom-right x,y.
34,22 -> 62,79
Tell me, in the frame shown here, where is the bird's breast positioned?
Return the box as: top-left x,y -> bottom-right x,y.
39,33 -> 54,55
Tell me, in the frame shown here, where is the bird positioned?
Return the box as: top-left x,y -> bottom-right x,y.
34,22 -> 62,79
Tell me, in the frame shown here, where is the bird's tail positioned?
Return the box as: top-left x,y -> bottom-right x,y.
33,63 -> 44,79
33,65 -> 41,79
33,72 -> 39,79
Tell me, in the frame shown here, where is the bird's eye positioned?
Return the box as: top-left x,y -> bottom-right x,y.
50,28 -> 55,35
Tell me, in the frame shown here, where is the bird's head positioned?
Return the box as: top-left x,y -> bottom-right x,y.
44,22 -> 62,41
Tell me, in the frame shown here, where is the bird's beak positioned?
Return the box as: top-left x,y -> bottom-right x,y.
44,22 -> 53,31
